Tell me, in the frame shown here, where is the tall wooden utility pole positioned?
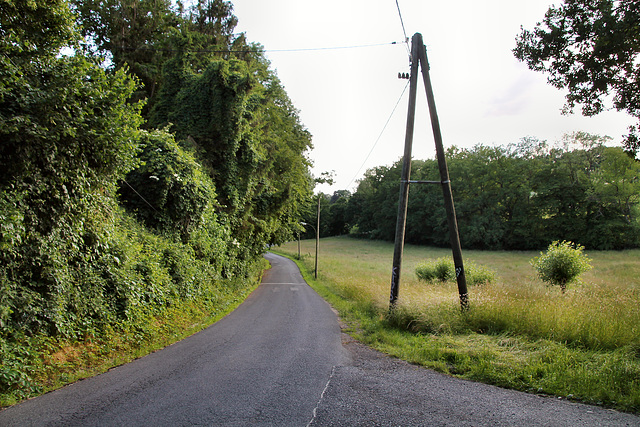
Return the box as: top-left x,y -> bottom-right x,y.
389,36 -> 420,308
390,33 -> 469,311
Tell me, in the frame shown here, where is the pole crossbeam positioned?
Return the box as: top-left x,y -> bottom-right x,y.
402,180 -> 447,185
390,33 -> 469,311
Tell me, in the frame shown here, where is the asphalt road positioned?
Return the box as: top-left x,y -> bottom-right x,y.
1,252 -> 639,426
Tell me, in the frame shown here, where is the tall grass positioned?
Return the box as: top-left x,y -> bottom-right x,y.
275,236 -> 640,413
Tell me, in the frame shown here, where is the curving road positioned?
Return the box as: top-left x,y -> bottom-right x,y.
1,252 -> 639,426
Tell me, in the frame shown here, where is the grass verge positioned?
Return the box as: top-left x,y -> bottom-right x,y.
273,236 -> 640,414
0,258 -> 267,408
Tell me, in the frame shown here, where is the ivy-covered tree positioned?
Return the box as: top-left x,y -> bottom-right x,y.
0,0 -> 145,336
514,0 -> 640,156
72,0 -> 177,108
72,0 -> 250,118
150,55 -> 313,264
73,0 -> 314,267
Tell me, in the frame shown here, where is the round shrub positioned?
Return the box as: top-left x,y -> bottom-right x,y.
531,240 -> 592,292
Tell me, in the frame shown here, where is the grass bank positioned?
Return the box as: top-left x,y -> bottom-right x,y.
274,236 -> 640,413
0,259 -> 266,408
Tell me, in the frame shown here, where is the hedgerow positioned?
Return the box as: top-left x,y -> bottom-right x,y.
0,0 -> 313,404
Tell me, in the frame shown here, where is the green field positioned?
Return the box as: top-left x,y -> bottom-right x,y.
274,236 -> 640,413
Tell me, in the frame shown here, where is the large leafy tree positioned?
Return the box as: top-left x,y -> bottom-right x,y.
514,0 -> 640,156
72,0 -> 177,109
72,0 -> 246,116
73,0 -> 314,263
0,0 -> 145,336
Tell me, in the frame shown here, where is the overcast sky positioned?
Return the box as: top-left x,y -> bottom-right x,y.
231,0 -> 635,193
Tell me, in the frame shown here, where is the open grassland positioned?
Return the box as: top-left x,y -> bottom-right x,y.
274,236 -> 640,413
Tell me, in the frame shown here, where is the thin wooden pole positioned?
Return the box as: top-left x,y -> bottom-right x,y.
315,194 -> 320,279
416,34 -> 468,310
390,34 -> 420,307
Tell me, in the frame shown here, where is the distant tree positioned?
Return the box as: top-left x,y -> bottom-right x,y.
405,159 -> 447,246
353,164 -> 401,241
344,135 -> 640,250
325,191 -> 351,236
447,145 -> 513,249
589,146 -> 640,247
514,0 -> 640,156
330,189 -> 351,204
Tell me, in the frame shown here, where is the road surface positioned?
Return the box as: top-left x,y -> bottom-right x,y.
1,252 -> 638,426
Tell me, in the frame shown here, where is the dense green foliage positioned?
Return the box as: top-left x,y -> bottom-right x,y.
514,0 -> 640,155
0,0 -> 314,402
119,129 -> 216,242
532,241 -> 593,292
415,257 -> 455,283
315,134 -> 640,250
1,0 -> 144,339
150,56 -> 313,265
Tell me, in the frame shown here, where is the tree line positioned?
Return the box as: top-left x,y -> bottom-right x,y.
307,134 -> 640,250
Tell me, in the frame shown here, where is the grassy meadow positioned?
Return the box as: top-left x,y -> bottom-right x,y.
273,236 -> 640,413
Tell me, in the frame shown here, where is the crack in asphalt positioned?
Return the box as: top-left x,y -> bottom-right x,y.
307,365 -> 337,427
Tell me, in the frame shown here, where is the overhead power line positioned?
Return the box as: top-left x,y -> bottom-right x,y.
395,0 -> 411,58
396,0 -> 408,42
114,41 -> 401,54
262,41 -> 399,52
344,80 -> 411,190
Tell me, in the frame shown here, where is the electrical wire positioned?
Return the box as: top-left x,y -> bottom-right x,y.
395,0 -> 411,58
121,179 -> 158,212
263,41 -> 398,52
343,79 -> 410,191
115,41 -> 400,54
